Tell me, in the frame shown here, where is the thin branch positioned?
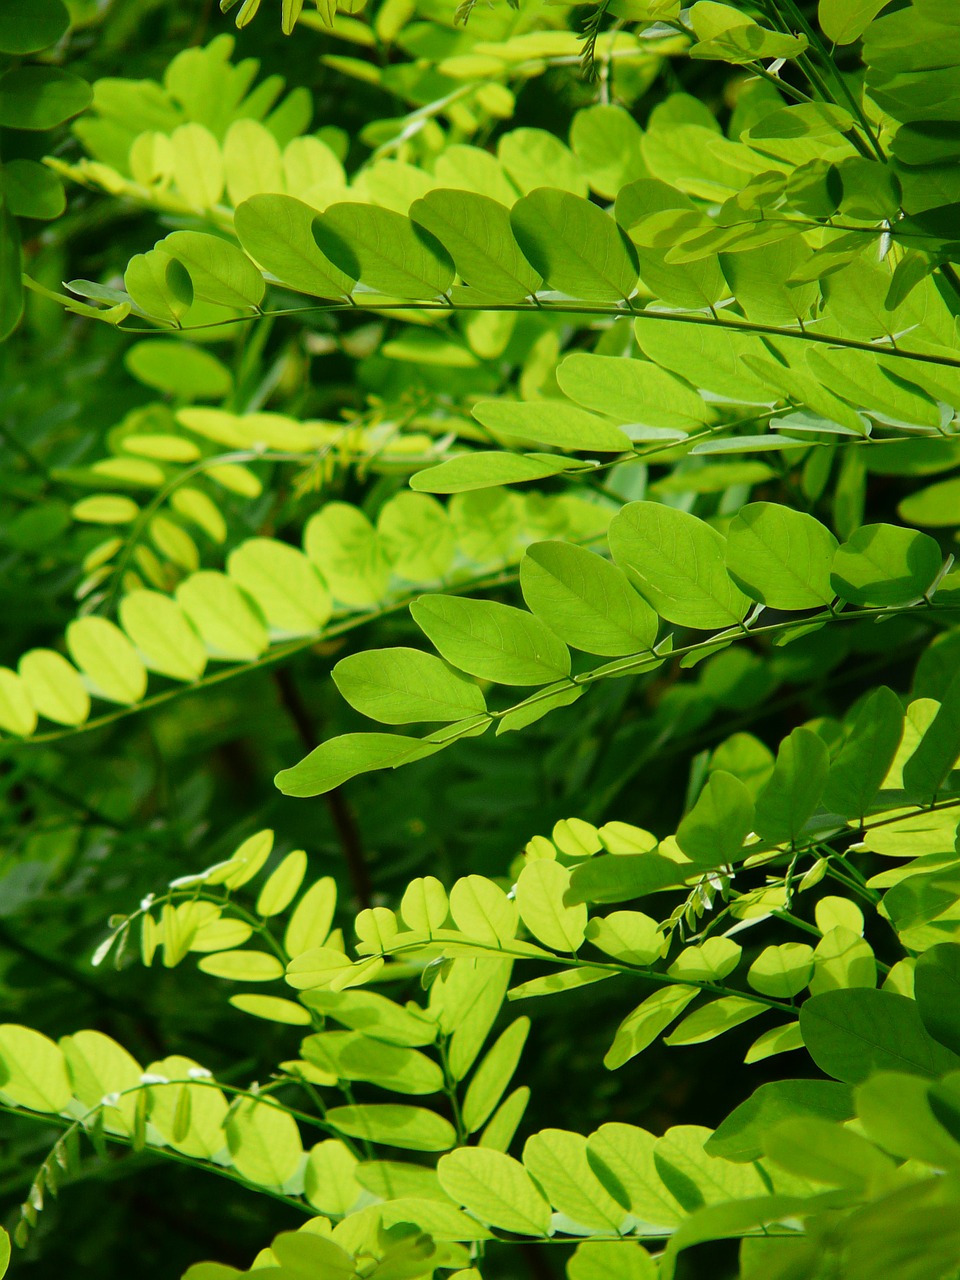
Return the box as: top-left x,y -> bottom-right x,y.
273,667 -> 373,909
116,300 -> 960,374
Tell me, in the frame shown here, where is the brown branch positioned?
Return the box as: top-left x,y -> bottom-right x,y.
272,667 -> 372,909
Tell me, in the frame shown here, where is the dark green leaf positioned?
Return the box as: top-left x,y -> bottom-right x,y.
821,687 -> 904,819
410,189 -> 541,301
831,523 -> 943,607
410,595 -> 571,686
915,943 -> 960,1056
609,501 -> 750,630
0,67 -> 91,130
800,989 -> 960,1083
520,541 -> 658,657
754,727 -> 829,844
313,203 -> 454,299
676,771 -> 755,867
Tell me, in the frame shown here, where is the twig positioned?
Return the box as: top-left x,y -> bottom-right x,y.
272,667 -> 373,908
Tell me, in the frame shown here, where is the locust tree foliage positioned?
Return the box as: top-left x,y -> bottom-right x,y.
3,0 -> 960,1277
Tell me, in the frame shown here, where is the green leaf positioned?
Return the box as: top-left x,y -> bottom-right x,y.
442,957 -> 513,1081
689,2 -> 807,61
608,502 -> 750,629
915,943 -> 960,1056
0,668 -> 36,737
229,994 -> 311,1025
571,103 -> 648,200
284,877 -> 337,956
747,944 -> 815,998
304,989 -> 437,1047
604,986 -> 699,1069
326,1104 -> 456,1151
0,1025 -> 72,1112
856,1071 -> 960,1172
162,232 -> 265,310
462,1018 -> 529,1133
763,1115 -> 895,1188
4,159 -> 65,220
118,591 -> 207,682
499,128 -> 586,198
508,966 -> 615,1002
437,1148 -> 552,1235
64,616 -> 147,707
668,939 -> 741,982
256,849 -> 308,917
902,670 -> 960,801
568,1241 -> 657,1280
511,190 -> 639,302
287,946 -> 377,993
557,352 -> 709,433
0,206 -> 23,341
124,251 -> 194,326
831,524 -> 943,606
706,1079 -> 853,1161
726,503 -> 838,610
676,771 -> 755,867
663,996 -> 765,1045
520,542 -> 657,658
800,989 -> 960,1083
208,830 -> 275,890
303,1031 -> 443,1095
234,194 -> 353,298
472,401 -> 632,454
313,203 -> 454,299
449,875 -> 518,947
515,860 -> 586,952
0,67 -> 91,129
124,341 -> 231,400
480,1085 -> 530,1152
197,950 -> 284,981
567,853 -> 691,906
227,539 -> 332,636
0,1226 -> 9,1280
653,1123 -> 771,1209
60,1029 -> 141,1133
18,649 -> 89,727
378,492 -> 455,582
523,1128 -> 626,1229
275,732 -> 444,797
303,1139 -> 362,1216
225,1097 -> 303,1187
304,502 -> 391,607
175,572 -> 268,660
334,647 -> 487,725
410,452 -> 578,495
0,0 -> 70,54
71,495 -> 139,524
411,595 -> 570,686
754,727 -> 830,844
899,477 -> 960,528
585,1122 -> 684,1226
271,1232 -> 355,1280
584,911 -> 664,965
354,1160 -> 445,1202
400,877 -> 449,935
809,927 -> 877,997
410,190 -> 541,301
170,124 -> 223,210
821,686 -> 904,818
744,1021 -> 804,1064
819,0 -> 892,44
